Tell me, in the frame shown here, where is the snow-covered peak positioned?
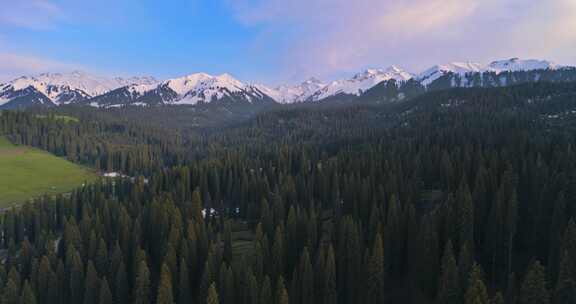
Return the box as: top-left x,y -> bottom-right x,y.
417,62 -> 483,86
351,66 -> 412,82
2,71 -> 158,102
308,66 -> 412,101
31,71 -> 156,96
303,77 -> 323,85
164,72 -> 246,96
486,58 -> 558,73
256,77 -> 327,104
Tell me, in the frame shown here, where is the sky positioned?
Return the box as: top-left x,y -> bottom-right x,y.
0,0 -> 575,85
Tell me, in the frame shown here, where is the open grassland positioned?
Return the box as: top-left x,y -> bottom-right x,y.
0,136 -> 96,208
35,114 -> 79,123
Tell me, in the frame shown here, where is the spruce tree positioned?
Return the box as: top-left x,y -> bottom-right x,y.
3,278 -> 20,304
465,264 -> 489,304
206,283 -> 219,304
259,276 -> 272,304
276,276 -> 289,304
367,233 -> 385,304
323,245 -> 338,304
520,261 -> 550,304
133,261 -> 151,304
438,241 -> 460,304
115,261 -> 129,304
299,248 -> 314,304
20,280 -> 37,304
84,261 -> 100,304
156,263 -> 174,304
98,278 -> 113,304
178,257 -> 191,304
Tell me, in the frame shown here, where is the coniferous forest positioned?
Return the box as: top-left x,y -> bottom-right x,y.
2,81 -> 576,304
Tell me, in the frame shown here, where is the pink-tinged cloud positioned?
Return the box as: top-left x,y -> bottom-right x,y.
0,0 -> 63,30
0,52 -> 79,82
230,0 -> 576,79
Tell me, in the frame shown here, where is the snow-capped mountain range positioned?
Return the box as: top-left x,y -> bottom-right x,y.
0,58 -> 572,109
88,72 -> 273,108
0,71 -> 157,107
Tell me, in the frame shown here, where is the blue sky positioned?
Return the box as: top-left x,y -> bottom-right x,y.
1,0 -> 575,84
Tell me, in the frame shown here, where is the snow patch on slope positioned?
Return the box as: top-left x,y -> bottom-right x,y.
257,77 -> 326,104
486,58 -> 558,73
417,62 -> 483,86
309,66 -> 413,101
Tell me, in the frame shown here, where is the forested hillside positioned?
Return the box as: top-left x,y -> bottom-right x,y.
1,82 -> 576,303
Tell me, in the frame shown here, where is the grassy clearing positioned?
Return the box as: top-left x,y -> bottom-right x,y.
35,114 -> 79,123
0,136 -> 96,208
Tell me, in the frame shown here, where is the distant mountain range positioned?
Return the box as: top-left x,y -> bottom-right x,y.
1,58 -> 575,109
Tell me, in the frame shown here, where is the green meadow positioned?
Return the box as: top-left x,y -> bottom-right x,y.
0,136 -> 97,208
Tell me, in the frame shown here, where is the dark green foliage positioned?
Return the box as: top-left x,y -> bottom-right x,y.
438,241 -> 460,304
1,82 -> 576,304
465,264 -> 489,304
520,261 -> 550,304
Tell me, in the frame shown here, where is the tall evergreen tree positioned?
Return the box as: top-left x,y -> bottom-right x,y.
465,264 -> 489,304
84,261 -> 100,304
438,241 -> 460,304
156,263 -> 174,304
520,261 -> 550,304
98,278 -> 113,304
20,281 -> 37,304
323,245 -> 338,304
133,261 -> 151,304
259,276 -> 273,304
276,276 -> 289,304
367,233 -> 385,304
206,283 -> 219,304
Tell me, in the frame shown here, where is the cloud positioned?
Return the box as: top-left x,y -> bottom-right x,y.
0,0 -> 63,30
230,0 -> 576,79
0,52 -> 78,82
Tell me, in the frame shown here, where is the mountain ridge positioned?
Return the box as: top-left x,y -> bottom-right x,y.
1,58 -> 573,109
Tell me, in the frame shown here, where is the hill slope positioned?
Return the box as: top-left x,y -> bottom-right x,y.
0,136 -> 97,207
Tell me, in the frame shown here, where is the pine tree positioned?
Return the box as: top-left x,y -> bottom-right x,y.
206,283 -> 219,304
438,241 -> 460,304
367,233 -> 385,304
84,261 -> 100,304
465,264 -> 489,304
191,188 -> 204,223
520,261 -> 550,304
272,225 -> 285,280
98,278 -> 113,304
133,261 -> 151,304
259,276 -> 272,304
276,276 -> 289,304
115,261 -> 129,304
156,263 -> 174,304
69,249 -> 85,304
491,292 -> 504,304
299,248 -> 314,304
323,245 -> 338,304
178,257 -> 191,304
20,280 -> 37,304
3,278 -> 20,304
36,256 -> 52,303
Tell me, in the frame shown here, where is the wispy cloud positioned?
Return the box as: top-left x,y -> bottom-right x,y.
0,52 -> 79,82
0,0 -> 63,30
230,0 -> 576,79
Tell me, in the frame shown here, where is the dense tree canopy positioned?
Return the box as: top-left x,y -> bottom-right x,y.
1,82 -> 576,303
